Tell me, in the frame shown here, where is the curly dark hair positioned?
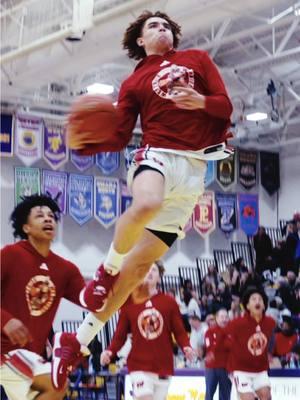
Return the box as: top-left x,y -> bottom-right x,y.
122,10 -> 182,60
10,193 -> 61,239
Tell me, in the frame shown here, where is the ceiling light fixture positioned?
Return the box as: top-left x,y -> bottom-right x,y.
246,112 -> 268,121
86,83 -> 114,95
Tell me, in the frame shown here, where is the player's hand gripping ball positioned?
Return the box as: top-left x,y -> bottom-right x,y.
66,94 -> 117,153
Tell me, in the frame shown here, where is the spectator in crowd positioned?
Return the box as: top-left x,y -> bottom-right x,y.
273,316 -> 299,368
266,299 -> 280,323
253,227 -> 273,275
213,282 -> 232,311
188,312 -> 206,367
228,297 -> 242,321
204,308 -> 231,400
282,221 -> 298,275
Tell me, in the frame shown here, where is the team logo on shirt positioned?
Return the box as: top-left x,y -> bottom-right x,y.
247,326 -> 267,356
152,63 -> 194,99
25,275 -> 56,316
137,307 -> 164,340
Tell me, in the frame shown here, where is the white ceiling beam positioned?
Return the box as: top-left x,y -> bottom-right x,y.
198,14 -> 298,52
210,18 -> 232,59
231,46 -> 300,72
250,34 -> 271,57
0,0 -> 153,65
276,19 -> 299,54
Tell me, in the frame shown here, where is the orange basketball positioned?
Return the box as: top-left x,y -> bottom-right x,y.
66,94 -> 118,154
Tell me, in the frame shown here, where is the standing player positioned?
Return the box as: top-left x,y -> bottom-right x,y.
219,287 -> 276,400
100,262 -> 194,400
0,194 -> 106,399
52,10 -> 233,389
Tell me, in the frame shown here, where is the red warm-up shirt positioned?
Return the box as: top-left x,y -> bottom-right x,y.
90,49 -> 232,153
108,293 -> 190,376
273,332 -> 298,357
220,314 -> 276,373
205,325 -> 230,369
1,241 -> 85,355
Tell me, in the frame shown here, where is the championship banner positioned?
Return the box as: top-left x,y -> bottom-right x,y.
70,150 -> 94,172
121,180 -> 132,214
15,167 -> 40,205
192,191 -> 216,238
96,152 -> 120,175
238,193 -> 259,236
94,177 -> 120,228
238,149 -> 257,190
68,174 -> 93,225
1,114 -> 14,156
43,119 -> 68,169
216,154 -> 235,191
204,161 -> 215,188
42,170 -> 68,214
215,193 -> 237,235
260,151 -> 280,195
14,114 -> 42,166
124,145 -> 138,170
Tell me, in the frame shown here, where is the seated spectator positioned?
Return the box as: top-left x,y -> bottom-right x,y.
273,316 -> 299,368
214,282 -> 232,311
253,226 -> 273,274
266,299 -> 280,323
188,312 -> 206,367
228,297 -> 242,320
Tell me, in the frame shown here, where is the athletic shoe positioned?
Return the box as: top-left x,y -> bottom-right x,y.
80,264 -> 119,312
51,332 -> 88,390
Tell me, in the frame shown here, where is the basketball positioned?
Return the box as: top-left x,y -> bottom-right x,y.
66,94 -> 118,155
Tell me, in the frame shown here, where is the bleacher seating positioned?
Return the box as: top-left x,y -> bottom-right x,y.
213,249 -> 235,274
231,241 -> 254,269
160,274 -> 181,294
178,266 -> 201,298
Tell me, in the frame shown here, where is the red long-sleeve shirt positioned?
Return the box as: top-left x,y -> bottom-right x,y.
81,49 -> 232,154
1,241 -> 85,355
205,325 -> 230,369
108,293 -> 190,375
219,313 -> 276,373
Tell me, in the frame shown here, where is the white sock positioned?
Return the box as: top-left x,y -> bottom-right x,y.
76,313 -> 104,346
104,243 -> 127,276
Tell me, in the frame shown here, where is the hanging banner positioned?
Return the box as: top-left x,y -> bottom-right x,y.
124,145 -> 138,170
70,150 -> 94,172
121,180 -> 132,214
215,193 -> 237,235
42,170 -> 68,214
260,151 -> 280,195
94,177 -> 120,228
68,174 -> 93,225
238,149 -> 257,190
15,167 -> 40,205
216,154 -> 235,191
204,161 -> 215,188
96,152 -> 120,175
14,114 -> 42,166
1,114 -> 14,156
192,191 -> 215,238
238,193 -> 259,236
43,119 -> 68,169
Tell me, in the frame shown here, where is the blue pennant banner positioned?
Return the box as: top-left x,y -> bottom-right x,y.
69,174 -> 93,225
94,177 -> 120,228
96,152 -> 120,175
238,193 -> 259,236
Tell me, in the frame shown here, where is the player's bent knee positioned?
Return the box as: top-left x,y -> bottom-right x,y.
131,197 -> 163,219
